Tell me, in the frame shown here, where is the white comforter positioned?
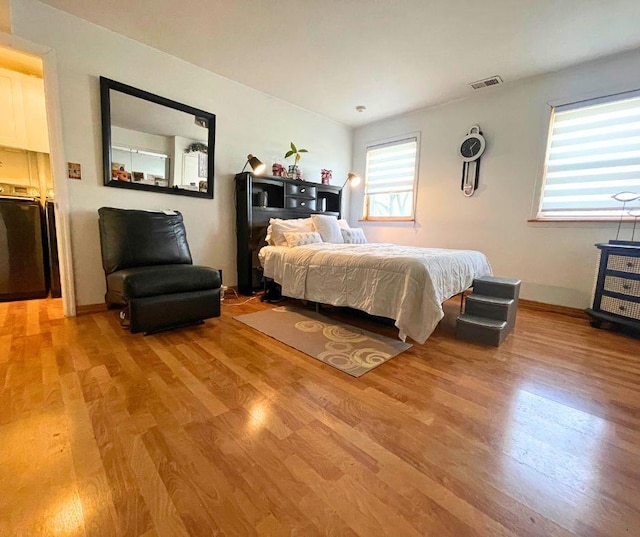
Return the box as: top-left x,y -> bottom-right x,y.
259,243 -> 492,344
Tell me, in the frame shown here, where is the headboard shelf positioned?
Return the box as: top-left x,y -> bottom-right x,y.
235,172 -> 342,295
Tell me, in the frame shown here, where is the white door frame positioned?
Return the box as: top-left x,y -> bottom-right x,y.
0,31 -> 76,316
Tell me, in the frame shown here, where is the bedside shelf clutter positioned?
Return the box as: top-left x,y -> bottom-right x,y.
235,172 -> 342,295
587,241 -> 640,333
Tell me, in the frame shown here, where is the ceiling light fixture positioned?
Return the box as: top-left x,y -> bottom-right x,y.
355,105 -> 367,113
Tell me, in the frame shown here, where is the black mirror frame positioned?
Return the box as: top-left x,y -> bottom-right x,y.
100,76 -> 216,199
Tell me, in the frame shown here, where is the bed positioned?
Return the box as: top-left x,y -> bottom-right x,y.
259,242 -> 492,344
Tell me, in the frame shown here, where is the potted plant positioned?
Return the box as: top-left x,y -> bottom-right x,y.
285,142 -> 308,180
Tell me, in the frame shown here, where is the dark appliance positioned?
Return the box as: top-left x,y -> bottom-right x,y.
0,195 -> 48,301
45,200 -> 62,298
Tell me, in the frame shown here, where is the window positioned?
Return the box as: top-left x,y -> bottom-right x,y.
537,91 -> 640,220
364,135 -> 419,220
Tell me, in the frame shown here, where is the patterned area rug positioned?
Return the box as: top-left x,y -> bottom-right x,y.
234,306 -> 412,377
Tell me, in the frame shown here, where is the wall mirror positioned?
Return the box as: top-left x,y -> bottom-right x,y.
100,76 -> 216,199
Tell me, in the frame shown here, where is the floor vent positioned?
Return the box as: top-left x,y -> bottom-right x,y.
470,76 -> 503,90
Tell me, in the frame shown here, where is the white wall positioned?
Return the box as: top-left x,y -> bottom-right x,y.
12,0 -> 351,306
351,48 -> 640,308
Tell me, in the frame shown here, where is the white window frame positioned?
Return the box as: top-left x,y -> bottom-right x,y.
362,132 -> 421,221
536,89 -> 640,221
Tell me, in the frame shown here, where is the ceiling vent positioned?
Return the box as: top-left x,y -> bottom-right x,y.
470,76 -> 503,90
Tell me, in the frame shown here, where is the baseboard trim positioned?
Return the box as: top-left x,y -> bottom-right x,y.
519,298 -> 588,319
75,296 -> 586,320
76,302 -> 108,315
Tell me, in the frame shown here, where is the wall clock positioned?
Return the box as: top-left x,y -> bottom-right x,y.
460,125 -> 485,197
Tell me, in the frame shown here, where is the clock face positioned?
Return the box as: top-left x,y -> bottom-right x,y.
460,134 -> 485,162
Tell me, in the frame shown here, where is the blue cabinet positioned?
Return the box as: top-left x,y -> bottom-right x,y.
586,241 -> 640,333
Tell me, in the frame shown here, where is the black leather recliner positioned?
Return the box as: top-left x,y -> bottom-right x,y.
98,207 -> 221,334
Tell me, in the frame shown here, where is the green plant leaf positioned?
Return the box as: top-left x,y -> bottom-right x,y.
299,149 -> 308,153
290,142 -> 297,152
284,150 -> 294,159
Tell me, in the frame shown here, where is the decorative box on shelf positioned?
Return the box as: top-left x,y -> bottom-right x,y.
586,240 -> 640,333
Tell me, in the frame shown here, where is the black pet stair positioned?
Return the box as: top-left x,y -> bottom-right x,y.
456,276 -> 521,346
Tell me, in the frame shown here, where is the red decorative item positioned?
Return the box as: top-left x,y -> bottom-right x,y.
272,163 -> 287,177
320,169 -> 332,185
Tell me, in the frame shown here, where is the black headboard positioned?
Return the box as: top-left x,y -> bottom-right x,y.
235,172 -> 341,295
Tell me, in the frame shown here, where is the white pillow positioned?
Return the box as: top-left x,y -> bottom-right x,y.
311,215 -> 344,243
266,217 -> 314,246
284,231 -> 323,247
341,228 -> 367,244
337,218 -> 351,230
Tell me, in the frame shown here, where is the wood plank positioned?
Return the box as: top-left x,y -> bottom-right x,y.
0,297 -> 639,535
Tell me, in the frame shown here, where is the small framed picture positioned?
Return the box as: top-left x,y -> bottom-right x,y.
68,162 -> 81,180
111,162 -> 130,181
132,171 -> 144,182
148,174 -> 168,187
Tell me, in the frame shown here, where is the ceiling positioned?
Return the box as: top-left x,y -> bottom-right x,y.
38,0 -> 640,127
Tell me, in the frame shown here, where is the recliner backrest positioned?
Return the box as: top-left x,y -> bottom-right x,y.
98,207 -> 193,274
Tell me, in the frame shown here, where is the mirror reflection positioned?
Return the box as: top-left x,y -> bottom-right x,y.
100,77 -> 215,199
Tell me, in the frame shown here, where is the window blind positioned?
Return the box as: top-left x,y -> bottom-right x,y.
365,137 -> 418,218
538,92 -> 640,219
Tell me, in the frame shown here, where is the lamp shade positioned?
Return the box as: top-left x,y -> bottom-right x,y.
347,173 -> 361,187
612,191 -> 640,202
247,154 -> 265,174
343,172 -> 361,189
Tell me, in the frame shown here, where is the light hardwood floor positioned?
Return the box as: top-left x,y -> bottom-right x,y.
1,296 -> 640,536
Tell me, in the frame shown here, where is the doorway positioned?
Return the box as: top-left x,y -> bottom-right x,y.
0,35 -> 75,315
